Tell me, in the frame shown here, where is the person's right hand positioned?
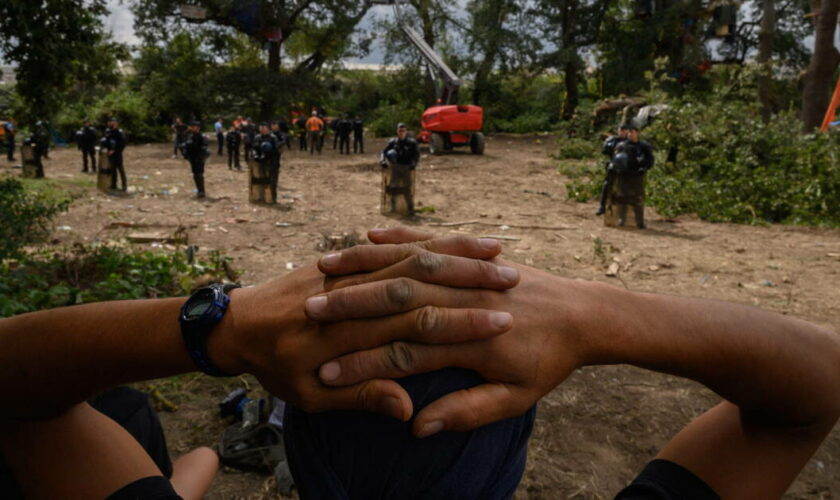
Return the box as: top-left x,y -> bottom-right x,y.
211,233 -> 523,423
310,227 -> 606,437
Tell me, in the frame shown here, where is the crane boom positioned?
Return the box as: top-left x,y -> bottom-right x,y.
372,0 -> 461,104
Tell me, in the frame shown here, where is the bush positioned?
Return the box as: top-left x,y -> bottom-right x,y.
558,160 -> 604,202
0,177 -> 71,260
560,65 -> 840,226
55,86 -> 169,144
0,245 -> 233,317
555,137 -> 599,160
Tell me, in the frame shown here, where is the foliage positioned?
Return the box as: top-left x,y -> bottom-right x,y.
0,245 -> 232,317
56,86 -> 169,143
558,159 -> 604,202
0,0 -> 122,122
0,177 -> 71,260
555,137 -> 599,160
560,65 -> 840,226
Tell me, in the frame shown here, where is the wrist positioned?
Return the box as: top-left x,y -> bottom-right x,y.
569,280 -> 637,367
206,287 -> 251,376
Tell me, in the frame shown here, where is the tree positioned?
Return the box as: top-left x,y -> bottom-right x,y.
131,0 -> 373,118
757,0 -> 776,121
465,0 -> 538,107
0,0 -> 117,122
535,0 -> 610,119
800,0 -> 840,130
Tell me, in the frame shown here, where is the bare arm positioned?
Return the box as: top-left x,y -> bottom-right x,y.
315,228 -> 840,498
0,234 -> 518,421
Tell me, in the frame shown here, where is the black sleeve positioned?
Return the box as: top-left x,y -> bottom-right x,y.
106,476 -> 182,500
614,460 -> 720,500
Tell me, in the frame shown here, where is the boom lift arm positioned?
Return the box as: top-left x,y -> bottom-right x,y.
372,0 -> 461,105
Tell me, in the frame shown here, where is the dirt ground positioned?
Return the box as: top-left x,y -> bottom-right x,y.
7,134 -> 839,499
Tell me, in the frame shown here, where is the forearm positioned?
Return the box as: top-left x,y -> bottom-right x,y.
0,297 -> 195,419
583,283 -> 840,426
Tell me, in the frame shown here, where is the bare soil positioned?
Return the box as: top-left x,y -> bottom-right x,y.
8,134 -> 839,499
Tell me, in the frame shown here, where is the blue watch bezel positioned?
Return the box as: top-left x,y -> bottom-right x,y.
179,283 -> 240,377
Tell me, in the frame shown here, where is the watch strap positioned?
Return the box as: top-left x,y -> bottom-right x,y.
180,283 -> 240,377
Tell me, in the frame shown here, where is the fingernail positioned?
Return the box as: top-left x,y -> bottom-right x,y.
489,311 -> 513,329
305,295 -> 328,317
478,238 -> 498,250
320,253 -> 341,268
498,266 -> 519,283
319,361 -> 341,382
383,396 -> 405,420
417,420 -> 444,438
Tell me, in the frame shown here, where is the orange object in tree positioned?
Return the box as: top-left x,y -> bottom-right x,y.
819,74 -> 840,132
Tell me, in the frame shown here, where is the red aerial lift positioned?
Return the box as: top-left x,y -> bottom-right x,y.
373,0 -> 485,155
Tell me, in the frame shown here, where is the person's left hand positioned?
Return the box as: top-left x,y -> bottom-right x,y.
311,227 -> 603,438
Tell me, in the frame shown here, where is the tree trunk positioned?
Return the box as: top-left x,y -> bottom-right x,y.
757,0 -> 776,121
259,41 -> 282,121
471,0 -> 509,107
561,0 -> 579,120
801,0 -> 840,131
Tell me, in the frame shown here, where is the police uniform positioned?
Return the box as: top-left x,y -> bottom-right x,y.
612,139 -> 654,228
353,118 -> 364,154
337,117 -> 353,155
252,130 -> 281,202
182,126 -> 209,197
105,125 -> 127,191
242,121 -> 256,161
597,134 -> 626,215
380,131 -> 420,214
76,124 -> 98,173
172,121 -> 187,158
226,128 -> 242,170
295,117 -> 308,151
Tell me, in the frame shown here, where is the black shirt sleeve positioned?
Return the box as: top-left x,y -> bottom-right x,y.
105,476 -> 182,500
614,460 -> 721,500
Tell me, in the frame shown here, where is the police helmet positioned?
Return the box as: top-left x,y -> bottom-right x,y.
260,141 -> 274,155
386,150 -> 398,163
612,152 -> 630,173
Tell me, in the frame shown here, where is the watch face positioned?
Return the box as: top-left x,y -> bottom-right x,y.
185,289 -> 215,320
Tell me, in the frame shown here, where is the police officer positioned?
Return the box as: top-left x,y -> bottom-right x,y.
76,119 -> 98,173
242,118 -> 256,162
171,117 -> 187,159
380,123 -> 420,215
277,117 -> 292,150
181,121 -> 209,198
295,115 -> 308,151
353,116 -> 364,154
4,117 -> 16,161
337,115 -> 353,155
612,123 -> 654,228
252,122 -> 281,203
105,117 -> 127,192
214,118 -> 225,156
226,125 -> 242,171
34,121 -> 51,160
596,123 -> 630,216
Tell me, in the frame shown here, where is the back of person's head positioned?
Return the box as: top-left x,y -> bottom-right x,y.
284,368 -> 536,499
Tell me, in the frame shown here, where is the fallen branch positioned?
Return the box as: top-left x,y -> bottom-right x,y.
428,220 -> 479,227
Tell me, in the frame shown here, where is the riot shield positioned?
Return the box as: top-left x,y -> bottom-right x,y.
604,173 -> 646,228
97,148 -> 113,192
248,157 -> 275,203
21,144 -> 38,178
380,163 -> 415,216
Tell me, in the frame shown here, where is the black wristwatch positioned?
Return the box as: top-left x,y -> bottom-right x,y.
179,283 -> 241,377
